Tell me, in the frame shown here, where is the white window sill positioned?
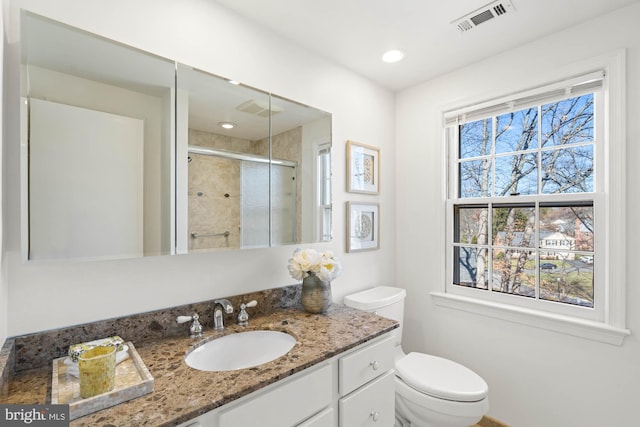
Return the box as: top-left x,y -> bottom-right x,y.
430,292 -> 630,346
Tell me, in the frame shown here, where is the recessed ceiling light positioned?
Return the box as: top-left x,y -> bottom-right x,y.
218,122 -> 236,129
381,49 -> 405,63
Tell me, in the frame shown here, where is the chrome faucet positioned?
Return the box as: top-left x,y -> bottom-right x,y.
213,299 -> 234,330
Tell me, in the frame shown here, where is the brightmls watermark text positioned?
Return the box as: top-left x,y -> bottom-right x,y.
1,405 -> 69,426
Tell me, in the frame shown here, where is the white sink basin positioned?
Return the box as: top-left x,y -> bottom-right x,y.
185,330 -> 296,372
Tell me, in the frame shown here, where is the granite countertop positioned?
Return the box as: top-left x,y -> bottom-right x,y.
2,305 -> 398,426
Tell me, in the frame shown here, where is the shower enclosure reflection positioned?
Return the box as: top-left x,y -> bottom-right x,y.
187,148 -> 297,250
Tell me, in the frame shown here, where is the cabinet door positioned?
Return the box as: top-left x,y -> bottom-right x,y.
339,335 -> 394,396
297,408 -> 335,427
175,408 -> 218,427
219,363 -> 332,427
339,371 -> 395,427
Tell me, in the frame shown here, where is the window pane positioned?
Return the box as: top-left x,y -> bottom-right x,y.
541,145 -> 593,194
319,149 -> 331,205
492,206 -> 535,248
495,108 -> 538,154
459,118 -> 492,159
539,252 -> 594,307
455,206 -> 488,244
541,94 -> 594,147
459,159 -> 492,198
454,246 -> 488,289
322,207 -> 332,241
495,153 -> 538,196
539,204 -> 594,252
491,249 -> 535,297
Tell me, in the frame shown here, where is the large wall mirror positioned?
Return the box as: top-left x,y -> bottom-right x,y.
20,11 -> 332,262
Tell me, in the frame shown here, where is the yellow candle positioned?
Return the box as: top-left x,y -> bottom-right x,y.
78,345 -> 116,398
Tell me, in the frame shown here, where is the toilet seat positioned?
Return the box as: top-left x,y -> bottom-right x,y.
395,352 -> 488,402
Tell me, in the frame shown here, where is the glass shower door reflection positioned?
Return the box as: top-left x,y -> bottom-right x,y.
240,161 -> 297,248
270,164 -> 297,246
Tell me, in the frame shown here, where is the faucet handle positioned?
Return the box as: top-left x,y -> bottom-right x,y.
238,300 -> 258,326
177,313 -> 203,339
242,300 -> 258,309
176,315 -> 193,324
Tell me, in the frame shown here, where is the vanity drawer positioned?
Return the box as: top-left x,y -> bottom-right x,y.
339,335 -> 394,396
339,370 -> 395,426
219,363 -> 332,427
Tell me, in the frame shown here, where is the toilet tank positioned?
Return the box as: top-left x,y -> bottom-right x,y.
344,286 -> 406,347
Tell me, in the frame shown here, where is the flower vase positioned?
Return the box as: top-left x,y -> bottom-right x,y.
301,273 -> 332,314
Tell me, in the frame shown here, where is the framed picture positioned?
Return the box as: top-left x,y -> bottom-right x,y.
347,140 -> 380,194
346,202 -> 380,252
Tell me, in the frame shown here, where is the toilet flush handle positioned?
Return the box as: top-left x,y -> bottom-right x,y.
370,411 -> 380,422
370,360 -> 380,371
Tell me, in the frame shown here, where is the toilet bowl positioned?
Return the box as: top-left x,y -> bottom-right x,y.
394,352 -> 489,427
344,286 -> 489,427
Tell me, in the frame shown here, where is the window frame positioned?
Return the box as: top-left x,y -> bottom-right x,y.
433,51 -> 630,345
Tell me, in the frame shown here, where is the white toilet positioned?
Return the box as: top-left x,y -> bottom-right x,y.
344,286 -> 489,427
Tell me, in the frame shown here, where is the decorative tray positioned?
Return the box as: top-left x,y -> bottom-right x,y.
51,341 -> 154,420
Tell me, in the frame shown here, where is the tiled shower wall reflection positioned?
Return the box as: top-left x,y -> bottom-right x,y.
187,128 -> 302,251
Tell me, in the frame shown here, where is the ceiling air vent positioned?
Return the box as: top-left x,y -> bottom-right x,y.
236,99 -> 283,117
452,0 -> 515,32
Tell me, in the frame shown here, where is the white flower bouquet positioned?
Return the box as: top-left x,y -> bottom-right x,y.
287,248 -> 342,282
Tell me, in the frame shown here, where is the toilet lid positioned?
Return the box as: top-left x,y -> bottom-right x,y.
395,352 -> 488,402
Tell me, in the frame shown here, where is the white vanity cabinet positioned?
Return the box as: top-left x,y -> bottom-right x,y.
177,332 -> 394,427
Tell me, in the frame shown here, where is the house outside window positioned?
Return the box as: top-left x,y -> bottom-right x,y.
437,55 -> 629,345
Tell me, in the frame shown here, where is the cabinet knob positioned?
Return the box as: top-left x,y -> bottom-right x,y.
370,360 -> 380,371
370,411 -> 380,422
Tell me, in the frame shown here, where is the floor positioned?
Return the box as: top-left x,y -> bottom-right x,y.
475,415 -> 510,427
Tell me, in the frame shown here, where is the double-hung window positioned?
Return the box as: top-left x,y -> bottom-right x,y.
441,61 -> 629,345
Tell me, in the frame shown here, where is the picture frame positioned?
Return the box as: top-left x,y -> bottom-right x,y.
346,140 -> 380,194
346,202 -> 380,252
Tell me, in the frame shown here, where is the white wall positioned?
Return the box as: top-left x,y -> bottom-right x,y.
396,3 -> 640,426
2,0 -> 396,335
